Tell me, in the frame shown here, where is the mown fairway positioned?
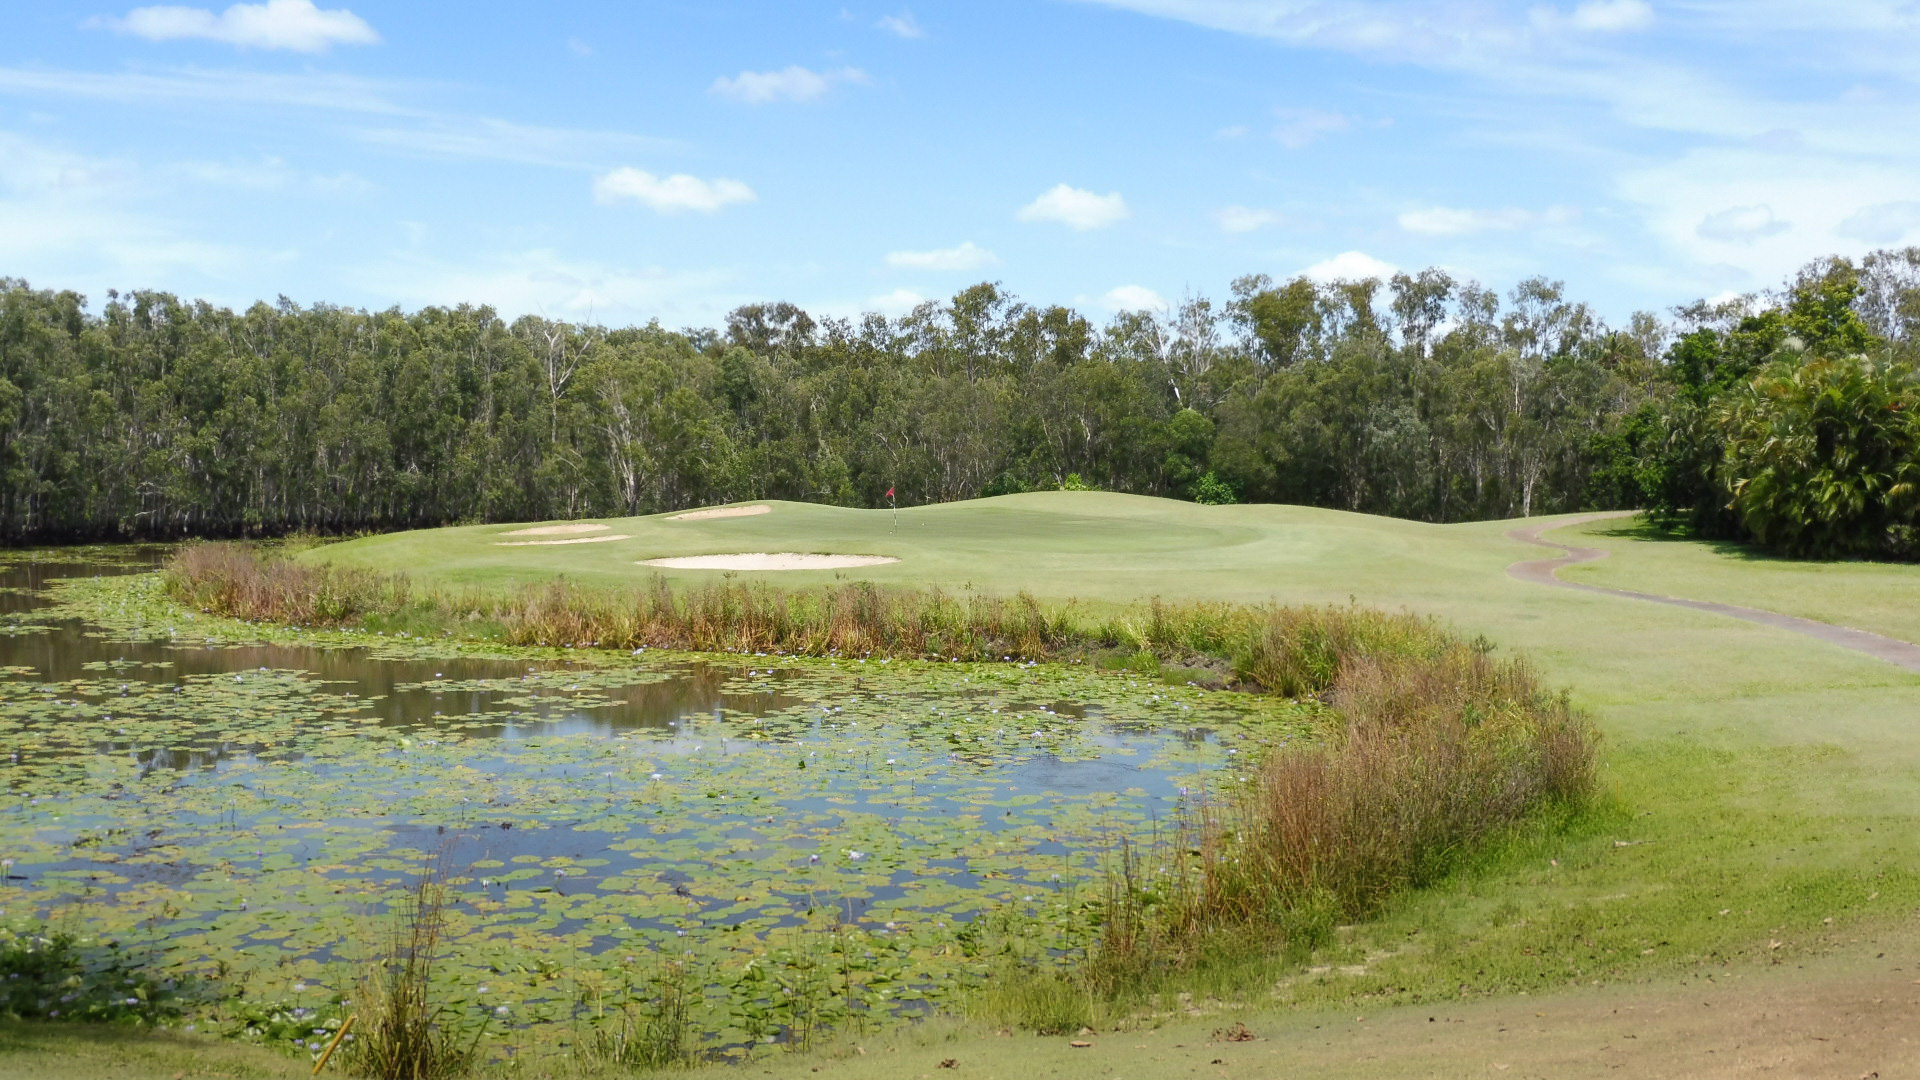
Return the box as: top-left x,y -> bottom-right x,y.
312,492 -> 1920,1075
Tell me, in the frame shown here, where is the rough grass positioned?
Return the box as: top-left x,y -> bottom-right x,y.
163,542 -> 1457,698
1080,645 -> 1598,999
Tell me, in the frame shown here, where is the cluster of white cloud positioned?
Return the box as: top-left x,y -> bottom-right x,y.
885,241 -> 999,271
1101,285 -> 1168,313
710,65 -> 869,104
1214,205 -> 1281,233
867,288 -> 927,316
1530,0 -> 1655,34
593,168 -> 756,214
97,0 -> 378,52
1016,184 -> 1130,230
876,10 -> 925,38
1398,204 -> 1580,236
1840,202 -> 1920,245
1301,251 -> 1397,283
1272,107 -> 1349,149
1695,204 -> 1789,244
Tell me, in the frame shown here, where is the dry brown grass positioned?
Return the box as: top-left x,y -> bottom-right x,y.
1087,644 -> 1598,988
165,542 -> 407,625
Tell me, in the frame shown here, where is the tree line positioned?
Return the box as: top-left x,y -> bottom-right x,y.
2,249 -> 1916,555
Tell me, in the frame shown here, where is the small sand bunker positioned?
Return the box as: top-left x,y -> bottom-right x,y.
500,523 -> 612,537
640,552 -> 898,570
496,534 -> 633,547
668,504 -> 772,522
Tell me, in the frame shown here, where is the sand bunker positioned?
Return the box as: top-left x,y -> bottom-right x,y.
495,535 -> 633,547
668,504 -> 772,521
639,552 -> 898,570
500,523 -> 611,537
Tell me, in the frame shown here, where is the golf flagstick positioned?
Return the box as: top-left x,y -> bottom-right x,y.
887,486 -> 896,534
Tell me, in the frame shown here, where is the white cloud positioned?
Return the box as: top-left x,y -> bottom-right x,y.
1398,204 -> 1579,235
868,288 -> 927,315
1272,107 -> 1349,149
876,10 -> 926,38
0,131 -> 254,287
0,64 -> 411,113
1617,146 -> 1920,286
710,65 -> 868,104
1838,201 -> 1920,244
1214,205 -> 1281,233
884,241 -> 998,271
1101,285 -> 1168,313
1695,204 -> 1790,243
566,37 -> 593,57
1569,0 -> 1654,32
98,0 -> 379,53
593,168 -> 756,214
1301,251 -> 1398,282
1016,184 -> 1130,230
356,118 -> 677,170
356,247 -> 745,325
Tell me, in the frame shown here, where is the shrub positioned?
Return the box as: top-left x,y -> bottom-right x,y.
1189,472 -> 1237,505
1716,351 -> 1920,559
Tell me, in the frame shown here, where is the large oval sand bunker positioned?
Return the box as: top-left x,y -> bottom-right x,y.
668,504 -> 771,521
640,552 -> 898,570
500,523 -> 611,536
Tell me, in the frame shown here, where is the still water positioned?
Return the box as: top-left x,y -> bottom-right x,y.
0,550 -> 1290,1035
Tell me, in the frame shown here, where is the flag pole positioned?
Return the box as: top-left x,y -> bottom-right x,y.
888,485 -> 897,534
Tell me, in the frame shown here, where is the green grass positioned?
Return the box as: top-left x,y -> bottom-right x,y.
1559,513 -> 1920,644
20,492 -> 1920,1076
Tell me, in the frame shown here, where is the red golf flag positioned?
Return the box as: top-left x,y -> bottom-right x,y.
886,487 -> 895,498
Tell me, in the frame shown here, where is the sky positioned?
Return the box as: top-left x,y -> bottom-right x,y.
3,0 -> 1919,330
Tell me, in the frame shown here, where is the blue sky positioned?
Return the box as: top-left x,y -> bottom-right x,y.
4,0 -> 1918,329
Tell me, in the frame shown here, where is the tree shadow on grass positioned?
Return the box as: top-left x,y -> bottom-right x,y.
1576,515 -> 1916,569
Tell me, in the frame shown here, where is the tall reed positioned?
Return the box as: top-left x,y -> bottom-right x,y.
166,542 -> 407,625
345,872 -> 488,1080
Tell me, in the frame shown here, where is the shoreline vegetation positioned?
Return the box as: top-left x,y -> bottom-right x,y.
161,541 -> 1599,1035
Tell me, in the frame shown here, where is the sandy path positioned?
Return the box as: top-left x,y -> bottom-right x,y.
1507,513 -> 1920,674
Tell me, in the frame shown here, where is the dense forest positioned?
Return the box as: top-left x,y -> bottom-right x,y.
3,249 -> 1917,556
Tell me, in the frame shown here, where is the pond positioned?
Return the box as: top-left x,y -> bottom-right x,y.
0,551 -> 1307,1055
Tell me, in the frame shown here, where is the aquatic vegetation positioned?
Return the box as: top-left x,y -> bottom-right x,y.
0,927 -> 187,1025
4,555 -> 1298,1061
